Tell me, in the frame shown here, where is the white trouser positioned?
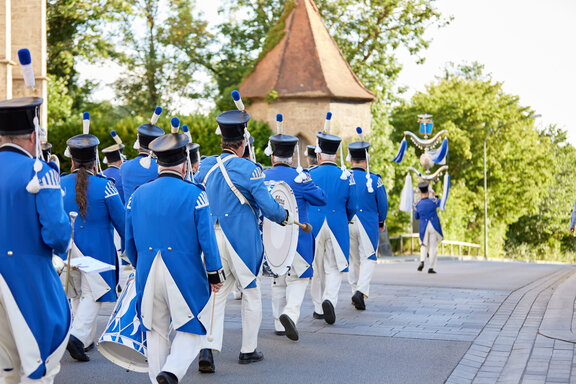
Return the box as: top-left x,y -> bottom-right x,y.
201,227 -> 262,354
0,301 -> 62,384
420,222 -> 443,270
271,273 -> 309,332
145,253 -> 202,383
310,227 -> 343,314
70,273 -> 102,347
348,223 -> 376,297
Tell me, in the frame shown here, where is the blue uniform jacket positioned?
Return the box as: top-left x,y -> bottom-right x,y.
309,163 -> 357,268
264,165 -> 327,278
125,174 -> 222,334
414,197 -> 443,241
102,165 -> 125,204
60,172 -> 126,302
0,145 -> 72,379
196,152 -> 287,288
120,154 -> 158,203
351,168 -> 388,260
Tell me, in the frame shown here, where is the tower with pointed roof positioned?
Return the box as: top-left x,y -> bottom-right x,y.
239,0 -> 375,148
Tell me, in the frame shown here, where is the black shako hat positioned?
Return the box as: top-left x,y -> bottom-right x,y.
149,133 -> 189,167
216,110 -> 250,141
317,132 -> 341,155
418,181 -> 430,193
0,97 -> 43,135
348,141 -> 371,161
137,123 -> 164,150
102,144 -> 125,163
306,145 -> 316,157
67,134 -> 100,163
188,142 -> 200,164
41,142 -> 52,160
242,136 -> 254,158
270,134 -> 298,157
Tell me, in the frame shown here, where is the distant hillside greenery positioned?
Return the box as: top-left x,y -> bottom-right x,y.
44,1 -> 575,262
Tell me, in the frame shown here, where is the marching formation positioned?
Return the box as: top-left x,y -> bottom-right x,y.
0,48 -> 450,384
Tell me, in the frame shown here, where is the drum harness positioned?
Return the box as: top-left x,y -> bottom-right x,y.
201,154 -> 257,218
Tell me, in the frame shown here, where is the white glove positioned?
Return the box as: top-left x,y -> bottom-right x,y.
282,210 -> 295,226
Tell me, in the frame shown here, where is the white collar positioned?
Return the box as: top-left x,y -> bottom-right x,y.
0,143 -> 33,158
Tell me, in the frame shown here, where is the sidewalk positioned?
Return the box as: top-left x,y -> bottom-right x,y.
55,260 -> 575,384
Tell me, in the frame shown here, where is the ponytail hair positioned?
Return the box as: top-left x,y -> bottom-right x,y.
72,160 -> 95,219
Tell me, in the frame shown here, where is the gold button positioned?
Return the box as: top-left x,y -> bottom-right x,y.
225,213 -> 229,217
168,247 -> 172,251
149,247 -> 153,251
360,209 -> 363,212
80,226 -> 84,229
332,210 -> 335,213
7,251 -> 13,256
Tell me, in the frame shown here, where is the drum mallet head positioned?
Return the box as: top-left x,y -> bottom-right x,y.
296,221 -> 313,233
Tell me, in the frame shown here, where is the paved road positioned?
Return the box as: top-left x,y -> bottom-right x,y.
55,259 -> 572,384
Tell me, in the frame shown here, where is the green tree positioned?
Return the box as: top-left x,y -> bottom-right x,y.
505,126 -> 576,262
388,63 -> 553,256
114,0 -> 212,114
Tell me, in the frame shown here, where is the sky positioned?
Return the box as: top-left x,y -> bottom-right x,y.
81,0 -> 576,143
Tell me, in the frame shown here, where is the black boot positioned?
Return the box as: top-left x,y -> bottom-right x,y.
198,348 -> 215,373
238,350 -> 264,364
352,291 -> 366,310
417,261 -> 424,272
428,268 -> 437,274
156,371 -> 178,384
67,335 -> 89,362
279,314 -> 299,341
322,300 -> 336,324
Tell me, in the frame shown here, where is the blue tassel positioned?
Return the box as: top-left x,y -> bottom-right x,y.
392,139 -> 407,163
433,138 -> 448,164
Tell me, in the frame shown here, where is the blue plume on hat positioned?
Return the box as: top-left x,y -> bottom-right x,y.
171,117 -> 180,133
231,90 -> 245,111
276,114 -> 283,122
276,113 -> 283,135
323,112 -> 333,133
356,127 -> 365,141
110,130 -> 122,145
182,124 -> 189,133
18,49 -> 31,65
150,106 -> 163,125
326,112 -> 332,120
82,112 -> 90,134
18,48 -> 35,90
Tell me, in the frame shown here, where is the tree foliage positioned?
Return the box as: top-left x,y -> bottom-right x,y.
387,63 -> 554,256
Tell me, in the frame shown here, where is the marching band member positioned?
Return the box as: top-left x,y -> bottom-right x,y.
120,107 -> 164,202
308,113 -> 357,325
347,129 -> 388,310
264,114 -> 326,341
306,145 -> 318,168
60,120 -> 126,361
0,97 -> 72,383
195,104 -> 290,372
125,132 -> 224,384
415,181 -> 443,274
102,130 -> 126,204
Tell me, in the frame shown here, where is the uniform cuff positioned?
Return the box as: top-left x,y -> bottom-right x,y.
208,269 -> 226,284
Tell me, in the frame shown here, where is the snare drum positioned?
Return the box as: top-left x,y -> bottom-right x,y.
97,273 -> 148,372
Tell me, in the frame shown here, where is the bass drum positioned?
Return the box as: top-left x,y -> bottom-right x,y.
263,181 -> 299,276
97,273 -> 148,372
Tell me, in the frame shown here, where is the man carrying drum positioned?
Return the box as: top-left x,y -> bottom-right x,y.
125,131 -> 225,384
263,114 -> 326,341
195,91 -> 291,372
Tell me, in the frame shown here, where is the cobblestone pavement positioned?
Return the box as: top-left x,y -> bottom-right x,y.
55,261 -> 573,384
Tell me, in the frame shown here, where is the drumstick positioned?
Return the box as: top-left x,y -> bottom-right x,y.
64,211 -> 78,296
294,221 -> 313,233
207,291 -> 216,342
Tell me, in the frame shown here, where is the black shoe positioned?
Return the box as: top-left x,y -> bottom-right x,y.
428,268 -> 437,274
313,312 -> 324,320
198,349 -> 215,373
84,342 -> 95,352
322,300 -> 336,325
351,291 -> 366,311
67,335 -> 89,362
417,262 -> 424,272
279,314 -> 299,341
274,330 -> 286,336
238,350 -> 264,364
156,371 -> 178,384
